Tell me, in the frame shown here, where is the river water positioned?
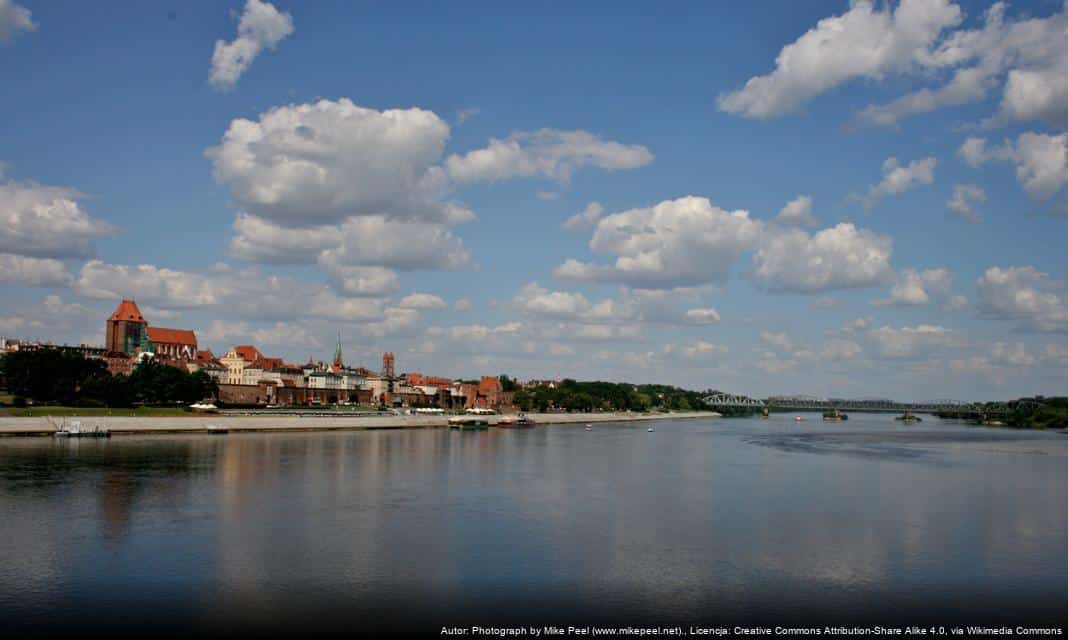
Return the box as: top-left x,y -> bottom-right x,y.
1,414 -> 1066,634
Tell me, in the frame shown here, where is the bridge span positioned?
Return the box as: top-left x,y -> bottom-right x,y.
702,393 -> 1024,416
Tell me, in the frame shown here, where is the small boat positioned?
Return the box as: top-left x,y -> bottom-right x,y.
495,413 -> 535,428
585,426 -> 592,431
822,409 -> 848,422
761,408 -> 770,419
794,416 -> 805,422
190,402 -> 219,413
647,427 -> 655,432
895,411 -> 922,423
51,419 -> 110,438
448,416 -> 489,431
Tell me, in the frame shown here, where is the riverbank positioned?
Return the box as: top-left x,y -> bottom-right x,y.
0,410 -> 717,436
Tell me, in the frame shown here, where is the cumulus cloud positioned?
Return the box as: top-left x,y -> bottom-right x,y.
562,202 -> 604,231
875,267 -> 952,306
555,196 -> 762,289
683,308 -> 721,325
958,132 -> 1068,200
753,223 -> 894,293
717,0 -> 962,118
0,253 -> 74,287
760,331 -> 795,352
681,340 -> 727,360
202,320 -> 323,350
453,298 -> 472,312
858,2 -> 1068,127
397,293 -> 447,310
775,195 -> 816,227
0,180 -> 112,259
513,282 -> 635,324
946,183 -> 986,223
209,0 -> 294,91
867,324 -> 954,359
207,98 -> 471,226
821,338 -> 863,360
72,260 -> 416,328
860,157 -> 937,208
976,265 -> 1068,333
0,0 -> 34,43
445,129 -> 653,183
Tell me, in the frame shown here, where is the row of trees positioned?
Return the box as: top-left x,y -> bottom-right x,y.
0,349 -> 217,407
509,378 -> 736,414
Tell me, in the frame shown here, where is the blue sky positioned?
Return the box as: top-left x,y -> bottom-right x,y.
1,0 -> 1066,401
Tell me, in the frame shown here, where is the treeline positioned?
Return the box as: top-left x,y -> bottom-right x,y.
0,349 -> 217,408
998,397 -> 1068,430
511,379 -> 742,414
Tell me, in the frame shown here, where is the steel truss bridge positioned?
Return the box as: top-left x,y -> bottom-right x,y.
703,393 -> 1042,416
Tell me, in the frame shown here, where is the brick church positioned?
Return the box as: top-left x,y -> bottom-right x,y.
105,300 -> 198,361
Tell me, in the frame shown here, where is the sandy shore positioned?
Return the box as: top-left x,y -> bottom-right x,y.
0,410 -> 717,436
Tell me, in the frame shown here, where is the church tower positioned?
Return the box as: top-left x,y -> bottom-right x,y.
333,332 -> 344,371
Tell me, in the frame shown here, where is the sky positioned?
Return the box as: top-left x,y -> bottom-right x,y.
1,0 -> 1066,401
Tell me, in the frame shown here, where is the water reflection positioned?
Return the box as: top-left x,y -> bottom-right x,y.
1,415 -> 1066,630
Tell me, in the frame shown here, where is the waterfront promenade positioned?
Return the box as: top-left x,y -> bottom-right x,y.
0,410 -> 716,436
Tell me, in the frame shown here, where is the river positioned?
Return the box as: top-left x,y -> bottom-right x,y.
1,413 -> 1066,634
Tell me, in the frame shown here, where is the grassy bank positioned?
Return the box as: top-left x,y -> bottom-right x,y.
0,406 -> 194,417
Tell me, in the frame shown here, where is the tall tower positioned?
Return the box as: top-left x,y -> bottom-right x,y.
382,352 -> 395,378
333,332 -> 343,371
105,300 -> 147,355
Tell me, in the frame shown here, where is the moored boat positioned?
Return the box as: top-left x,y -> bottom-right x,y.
448,416 -> 489,430
895,411 -> 922,423
822,409 -> 848,422
50,418 -> 110,438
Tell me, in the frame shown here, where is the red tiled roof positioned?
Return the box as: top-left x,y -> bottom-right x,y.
108,300 -> 145,323
260,357 -> 285,370
147,327 -> 197,346
234,345 -> 263,362
196,349 -> 215,361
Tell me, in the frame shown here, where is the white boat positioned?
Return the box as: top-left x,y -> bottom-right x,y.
49,418 -> 110,438
190,402 -> 219,413
647,427 -> 655,432
795,416 -> 805,422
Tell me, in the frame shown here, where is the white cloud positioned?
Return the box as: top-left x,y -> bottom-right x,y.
0,0 -> 35,43
821,338 -> 863,360
683,308 -> 720,325
867,324 -> 954,359
230,212 -> 468,289
513,282 -> 635,324
775,195 -> 816,227
958,132 -> 1068,200
858,2 -> 1068,127
944,294 -> 969,312
316,263 -> 399,298
875,267 -> 952,306
682,340 -> 727,360
0,180 -> 112,258
0,253 -> 74,287
427,322 -> 523,344
555,196 -> 762,289
397,293 -> 447,310
989,341 -> 1036,367
562,202 -> 604,231
207,98 -> 471,226
72,260 -> 409,327
760,331 -> 795,352
453,298 -> 472,312
202,320 -> 323,350
976,265 -> 1068,333
717,0 -> 962,118
946,183 -> 986,223
445,129 -> 653,183
861,157 -> 937,208
753,223 -> 894,293
209,0 -> 294,91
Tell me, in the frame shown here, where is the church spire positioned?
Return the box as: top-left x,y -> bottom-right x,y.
333,331 -> 343,370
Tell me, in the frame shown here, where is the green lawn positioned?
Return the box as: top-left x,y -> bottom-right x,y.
0,406 -> 195,417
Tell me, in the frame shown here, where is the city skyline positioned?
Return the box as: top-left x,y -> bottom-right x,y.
2,0 -> 1067,401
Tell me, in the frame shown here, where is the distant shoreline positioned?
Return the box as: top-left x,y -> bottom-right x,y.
0,410 -> 718,437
